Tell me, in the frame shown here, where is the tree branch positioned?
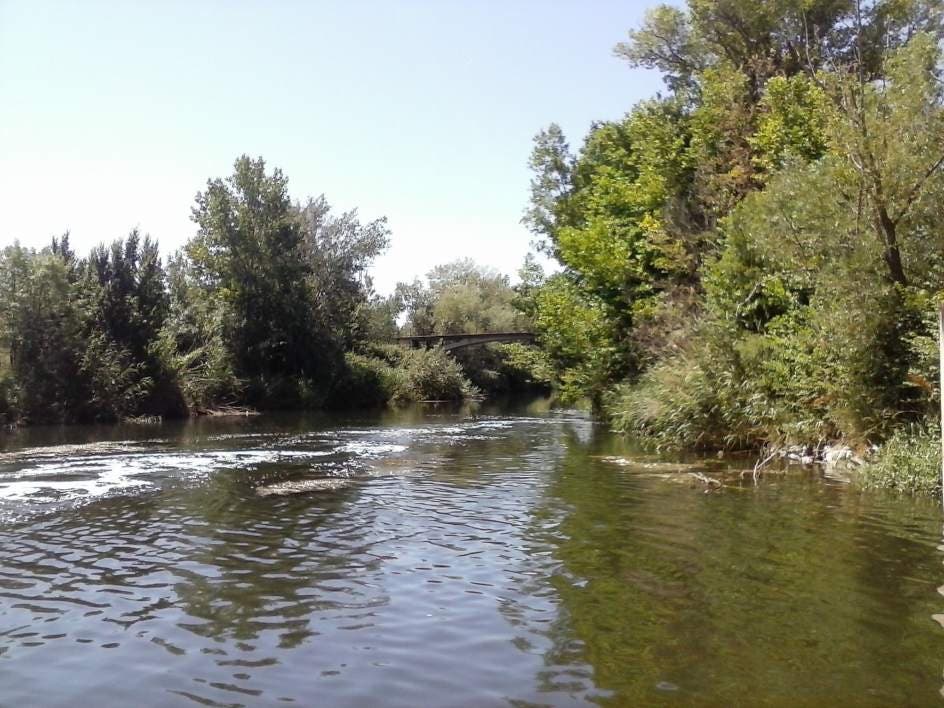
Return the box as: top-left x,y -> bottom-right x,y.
892,151 -> 944,226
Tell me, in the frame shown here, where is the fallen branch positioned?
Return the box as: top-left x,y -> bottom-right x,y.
689,472 -> 723,489
198,405 -> 260,417
748,449 -> 778,482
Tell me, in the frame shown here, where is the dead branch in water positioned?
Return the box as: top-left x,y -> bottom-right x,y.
747,449 -> 778,482
198,406 -> 260,417
689,472 -> 723,490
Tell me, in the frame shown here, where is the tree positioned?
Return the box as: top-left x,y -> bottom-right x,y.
297,195 -> 390,348
396,259 -> 530,336
526,0 -> 944,445
523,123 -> 574,249
5,250 -> 89,422
188,155 -> 331,402
824,31 -> 944,287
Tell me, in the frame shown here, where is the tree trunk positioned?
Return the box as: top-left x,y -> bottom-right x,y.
876,205 -> 908,286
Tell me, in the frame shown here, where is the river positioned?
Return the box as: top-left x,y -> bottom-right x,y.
0,400 -> 942,707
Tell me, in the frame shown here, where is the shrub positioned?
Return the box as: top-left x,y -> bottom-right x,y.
388,347 -> 477,403
155,324 -> 244,413
605,348 -> 764,450
452,343 -> 553,396
0,375 -> 15,424
862,425 -> 941,496
330,352 -> 397,408
80,332 -> 152,421
330,346 -> 476,407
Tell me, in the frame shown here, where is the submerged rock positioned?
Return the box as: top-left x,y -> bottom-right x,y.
823,445 -> 865,467
256,478 -> 352,497
781,445 -> 816,465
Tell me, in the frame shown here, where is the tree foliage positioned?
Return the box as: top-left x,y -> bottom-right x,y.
396,259 -> 530,336
526,0 -> 944,447
0,156 -> 400,422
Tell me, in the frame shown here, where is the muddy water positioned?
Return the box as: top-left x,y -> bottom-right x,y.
0,401 -> 942,706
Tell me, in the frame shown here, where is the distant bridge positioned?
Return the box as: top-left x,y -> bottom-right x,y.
395,332 -> 536,353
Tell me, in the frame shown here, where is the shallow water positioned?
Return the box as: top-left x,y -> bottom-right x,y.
1,401 -> 942,707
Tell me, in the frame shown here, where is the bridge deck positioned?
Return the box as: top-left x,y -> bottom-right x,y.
394,332 -> 535,352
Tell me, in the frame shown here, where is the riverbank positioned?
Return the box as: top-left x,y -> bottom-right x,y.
602,408 -> 944,498
748,432 -> 941,497
0,342 -> 483,428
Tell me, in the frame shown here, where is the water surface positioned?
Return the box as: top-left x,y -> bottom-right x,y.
1,402 -> 942,706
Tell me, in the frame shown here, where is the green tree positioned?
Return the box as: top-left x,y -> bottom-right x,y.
297,195 -> 390,348
3,249 -> 89,422
397,259 -> 530,336
187,156 -> 336,405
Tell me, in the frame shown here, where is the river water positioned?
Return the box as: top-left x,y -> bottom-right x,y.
0,401 -> 942,707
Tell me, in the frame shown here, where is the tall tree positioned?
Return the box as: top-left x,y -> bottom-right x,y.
188,156 -> 326,396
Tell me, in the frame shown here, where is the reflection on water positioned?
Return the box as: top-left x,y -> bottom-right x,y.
0,401 -> 942,706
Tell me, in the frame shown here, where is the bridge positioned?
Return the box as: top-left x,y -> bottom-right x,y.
395,331 -> 536,353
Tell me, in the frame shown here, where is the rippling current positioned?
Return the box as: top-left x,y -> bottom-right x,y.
1,400 -> 943,707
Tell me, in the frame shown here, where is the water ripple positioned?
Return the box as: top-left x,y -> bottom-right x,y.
0,408 -> 941,706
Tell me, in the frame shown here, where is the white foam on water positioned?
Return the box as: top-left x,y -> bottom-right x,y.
0,447 -> 338,504
340,442 -> 409,458
205,432 -> 281,442
0,457 -> 149,501
0,440 -> 164,464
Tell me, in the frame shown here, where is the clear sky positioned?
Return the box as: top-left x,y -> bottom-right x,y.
0,1 -> 663,294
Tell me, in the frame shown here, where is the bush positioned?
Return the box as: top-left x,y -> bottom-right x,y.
80,332 -> 152,421
862,425 -> 941,496
388,347 -> 477,403
330,346 -> 476,407
156,325 -> 244,413
330,352 -> 398,408
605,348 -> 764,451
604,314 -> 788,450
452,343 -> 553,396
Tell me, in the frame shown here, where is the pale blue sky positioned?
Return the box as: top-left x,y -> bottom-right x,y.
0,1 -> 662,293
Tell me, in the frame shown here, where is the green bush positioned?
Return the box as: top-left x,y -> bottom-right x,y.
452,343 -> 552,396
156,325 -> 244,413
605,346 -> 764,451
358,342 -> 407,367
862,425 -> 942,496
330,352 -> 398,408
388,347 -> 477,403
330,346 -> 476,407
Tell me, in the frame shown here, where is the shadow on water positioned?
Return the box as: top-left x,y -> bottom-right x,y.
527,425 -> 944,706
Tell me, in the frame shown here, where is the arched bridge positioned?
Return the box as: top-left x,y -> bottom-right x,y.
395,332 -> 536,353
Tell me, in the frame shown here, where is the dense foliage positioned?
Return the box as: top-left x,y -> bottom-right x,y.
523,0 -> 944,457
0,157 -> 474,423
862,424 -> 942,495
341,345 -> 478,407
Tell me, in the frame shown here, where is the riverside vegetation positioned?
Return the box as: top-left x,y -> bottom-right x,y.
0,157 -> 544,425
516,0 -> 944,494
5,0 -> 944,495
